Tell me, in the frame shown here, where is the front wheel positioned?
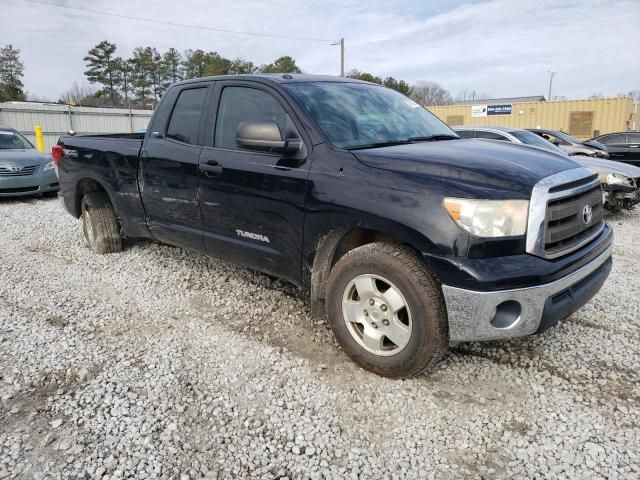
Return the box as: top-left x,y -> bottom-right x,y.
81,192 -> 123,254
325,242 -> 448,378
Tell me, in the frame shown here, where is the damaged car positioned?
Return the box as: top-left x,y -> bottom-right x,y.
453,125 -> 640,212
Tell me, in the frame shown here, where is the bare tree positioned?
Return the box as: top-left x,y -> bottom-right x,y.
409,81 -> 453,106
455,89 -> 491,102
625,89 -> 640,102
59,81 -> 100,106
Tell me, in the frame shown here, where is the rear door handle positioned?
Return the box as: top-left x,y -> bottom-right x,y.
199,160 -> 223,175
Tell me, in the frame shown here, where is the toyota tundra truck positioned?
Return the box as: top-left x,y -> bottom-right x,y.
53,74 -> 613,378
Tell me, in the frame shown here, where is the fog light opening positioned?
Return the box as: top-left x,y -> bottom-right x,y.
490,300 -> 522,330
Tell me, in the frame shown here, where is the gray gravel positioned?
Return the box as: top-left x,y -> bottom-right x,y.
0,196 -> 639,480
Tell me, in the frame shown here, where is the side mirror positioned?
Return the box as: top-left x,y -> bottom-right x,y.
236,121 -> 301,154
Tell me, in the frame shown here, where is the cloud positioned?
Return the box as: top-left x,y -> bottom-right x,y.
3,0 -> 639,100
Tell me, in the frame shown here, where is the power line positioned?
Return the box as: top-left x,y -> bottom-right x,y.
18,0 -> 335,43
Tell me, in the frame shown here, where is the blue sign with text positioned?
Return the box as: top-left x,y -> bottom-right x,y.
487,104 -> 512,115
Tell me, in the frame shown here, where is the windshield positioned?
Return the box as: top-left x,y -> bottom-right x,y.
0,130 -> 34,150
512,130 -> 566,155
285,82 -> 457,149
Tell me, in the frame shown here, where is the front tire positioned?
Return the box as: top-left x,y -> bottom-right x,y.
325,242 -> 448,378
81,192 -> 123,254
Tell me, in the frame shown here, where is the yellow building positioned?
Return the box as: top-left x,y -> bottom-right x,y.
429,96 -> 638,139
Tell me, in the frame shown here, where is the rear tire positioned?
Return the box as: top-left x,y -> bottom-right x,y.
81,192 -> 123,254
325,242 -> 448,378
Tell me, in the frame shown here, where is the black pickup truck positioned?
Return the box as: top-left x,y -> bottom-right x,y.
53,74 -> 613,378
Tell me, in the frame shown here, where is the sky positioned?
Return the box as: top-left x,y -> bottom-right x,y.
2,0 -> 639,102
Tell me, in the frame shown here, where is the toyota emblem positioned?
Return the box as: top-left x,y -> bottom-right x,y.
8,164 -> 23,172
582,204 -> 593,224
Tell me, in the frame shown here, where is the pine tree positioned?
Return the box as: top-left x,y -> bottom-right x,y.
84,40 -> 120,105
113,57 -> 134,107
202,52 -> 231,77
182,49 -> 209,79
228,58 -> 255,74
259,56 -> 302,74
130,47 -> 153,108
0,44 -> 26,101
162,48 -> 183,89
144,47 -> 164,103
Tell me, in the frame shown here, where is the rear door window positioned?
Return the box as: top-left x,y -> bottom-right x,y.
166,87 -> 207,145
455,130 -> 475,139
476,131 -> 509,141
602,134 -> 627,144
542,133 -> 569,146
626,133 -> 640,143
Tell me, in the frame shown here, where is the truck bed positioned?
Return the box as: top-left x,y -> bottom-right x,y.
56,133 -> 149,238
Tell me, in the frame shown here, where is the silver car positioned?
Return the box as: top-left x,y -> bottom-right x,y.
453,125 -> 640,211
527,128 -> 609,158
0,126 -> 59,197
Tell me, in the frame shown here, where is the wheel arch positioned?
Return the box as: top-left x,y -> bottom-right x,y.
308,225 -> 434,319
72,176 -> 113,217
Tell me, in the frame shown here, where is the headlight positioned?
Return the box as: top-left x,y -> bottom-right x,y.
597,171 -> 631,187
43,161 -> 55,171
443,198 -> 529,237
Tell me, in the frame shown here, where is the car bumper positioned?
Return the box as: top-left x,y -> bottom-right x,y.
0,169 -> 59,197
442,243 -> 613,342
606,188 -> 640,207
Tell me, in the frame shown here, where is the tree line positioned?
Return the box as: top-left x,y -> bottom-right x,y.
0,40 -> 476,108
4,42 -> 640,109
77,40 -> 471,109
75,40 -> 304,108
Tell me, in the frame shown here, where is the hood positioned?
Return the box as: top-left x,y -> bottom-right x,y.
0,149 -> 49,166
352,139 -> 581,194
572,156 -> 640,178
583,140 -> 607,151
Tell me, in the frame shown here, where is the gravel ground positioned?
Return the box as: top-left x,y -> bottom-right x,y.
0,196 -> 639,480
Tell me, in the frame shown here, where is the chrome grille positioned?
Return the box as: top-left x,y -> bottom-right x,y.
544,183 -> 604,257
526,168 -> 605,260
0,165 -> 39,176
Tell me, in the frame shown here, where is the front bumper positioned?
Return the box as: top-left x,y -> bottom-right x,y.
0,168 -> 59,197
442,243 -> 613,342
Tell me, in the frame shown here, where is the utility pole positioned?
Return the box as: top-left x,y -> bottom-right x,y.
547,71 -> 557,101
332,38 -> 345,76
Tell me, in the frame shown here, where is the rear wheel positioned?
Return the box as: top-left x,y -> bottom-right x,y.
325,242 -> 448,378
81,192 -> 123,254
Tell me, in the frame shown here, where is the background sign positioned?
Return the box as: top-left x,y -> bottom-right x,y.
471,105 -> 487,117
487,104 -> 513,115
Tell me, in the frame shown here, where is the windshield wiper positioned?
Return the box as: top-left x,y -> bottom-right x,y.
407,134 -> 460,142
345,140 -> 412,150
345,134 -> 460,150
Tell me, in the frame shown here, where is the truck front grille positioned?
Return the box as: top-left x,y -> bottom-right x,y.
0,165 -> 38,176
543,177 -> 604,257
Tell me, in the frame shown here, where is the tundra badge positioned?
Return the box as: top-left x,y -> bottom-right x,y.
236,229 -> 270,243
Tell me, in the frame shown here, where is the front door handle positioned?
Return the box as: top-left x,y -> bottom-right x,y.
199,160 -> 223,175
